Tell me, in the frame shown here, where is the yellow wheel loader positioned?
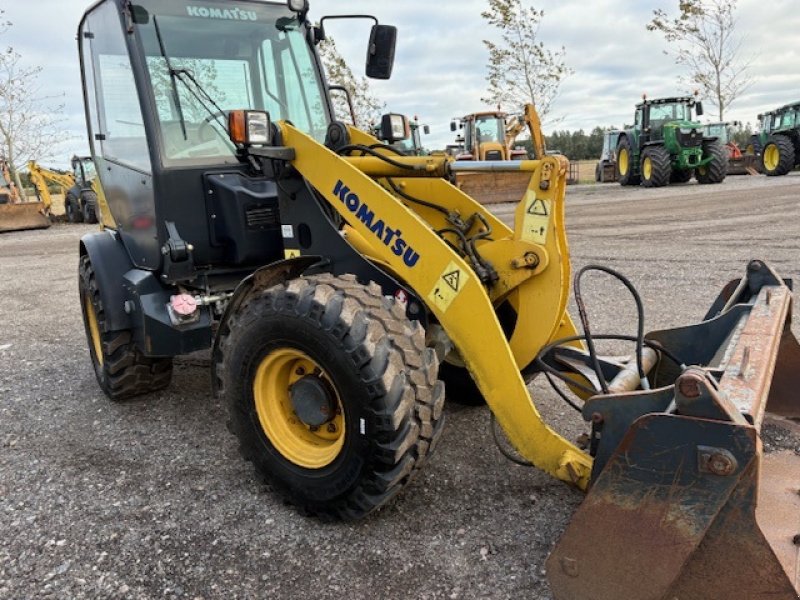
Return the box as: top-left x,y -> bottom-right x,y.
76,2 -> 799,598
28,157 -> 109,225
0,158 -> 51,233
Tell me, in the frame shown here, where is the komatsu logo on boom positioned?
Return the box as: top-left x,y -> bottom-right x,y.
333,180 -> 421,268
186,6 -> 258,21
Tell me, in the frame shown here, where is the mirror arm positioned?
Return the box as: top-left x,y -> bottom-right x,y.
318,14 -> 379,41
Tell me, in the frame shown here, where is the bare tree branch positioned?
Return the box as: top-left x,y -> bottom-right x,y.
481,0 -> 572,121
647,0 -> 754,120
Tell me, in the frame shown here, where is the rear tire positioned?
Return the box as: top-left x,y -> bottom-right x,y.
81,191 -> 98,224
79,255 -> 173,400
640,145 -> 671,188
761,134 -> 795,176
66,194 -> 83,223
696,141 -> 728,184
616,137 -> 640,186
220,273 -> 445,520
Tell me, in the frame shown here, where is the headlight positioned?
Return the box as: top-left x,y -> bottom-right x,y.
228,110 -> 272,146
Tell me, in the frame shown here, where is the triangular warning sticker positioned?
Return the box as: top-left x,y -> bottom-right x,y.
527,198 -> 549,216
443,270 -> 461,291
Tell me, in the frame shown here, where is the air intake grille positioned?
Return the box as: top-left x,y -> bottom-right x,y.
485,150 -> 503,161
245,205 -> 279,229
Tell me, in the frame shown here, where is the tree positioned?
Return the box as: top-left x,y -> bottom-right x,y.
318,37 -> 384,130
647,0 -> 754,120
0,18 -> 68,196
481,0 -> 572,120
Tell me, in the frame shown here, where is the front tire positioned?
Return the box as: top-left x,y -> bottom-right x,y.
616,137 -> 640,186
696,141 -> 728,184
82,191 -> 98,224
761,134 -> 795,176
640,145 -> 671,188
66,194 -> 83,223
670,168 -> 693,183
79,255 -> 173,400
220,274 -> 445,520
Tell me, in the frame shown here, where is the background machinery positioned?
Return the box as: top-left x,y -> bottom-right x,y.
450,109 -> 529,161
76,2 -> 799,598
703,121 -> 758,175
595,129 -> 621,183
0,157 -> 51,232
749,101 -> 800,176
372,113 -> 429,155
616,96 -> 728,187
29,157 -> 100,224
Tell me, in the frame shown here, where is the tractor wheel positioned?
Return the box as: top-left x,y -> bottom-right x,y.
81,191 -> 98,224
220,273 -> 445,520
65,193 -> 84,224
616,137 -> 639,186
640,146 -> 671,188
696,141 -> 728,184
79,255 -> 173,400
761,134 -> 795,177
670,168 -> 693,184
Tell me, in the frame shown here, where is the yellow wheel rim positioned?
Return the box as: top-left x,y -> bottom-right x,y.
618,147 -> 629,175
85,296 -> 103,367
642,156 -> 652,180
764,144 -> 780,171
253,348 -> 345,469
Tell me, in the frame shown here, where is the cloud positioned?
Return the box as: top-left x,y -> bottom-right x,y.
2,0 -> 797,164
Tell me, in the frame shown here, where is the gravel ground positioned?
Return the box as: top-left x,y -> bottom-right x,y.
1,173 -> 799,599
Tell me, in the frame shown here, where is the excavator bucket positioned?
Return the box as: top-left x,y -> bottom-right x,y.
0,202 -> 51,232
546,260 -> 800,599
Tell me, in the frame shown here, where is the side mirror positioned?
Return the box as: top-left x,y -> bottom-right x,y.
130,5 -> 150,24
450,121 -> 457,132
423,125 -> 430,135
366,25 -> 397,80
695,101 -> 704,117
379,114 -> 410,143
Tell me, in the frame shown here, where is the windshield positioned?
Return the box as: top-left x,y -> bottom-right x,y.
135,0 -> 330,167
475,116 -> 504,144
649,102 -> 692,123
703,124 -> 728,143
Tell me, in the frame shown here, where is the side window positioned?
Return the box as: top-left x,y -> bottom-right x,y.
85,2 -> 150,173
635,109 -> 643,128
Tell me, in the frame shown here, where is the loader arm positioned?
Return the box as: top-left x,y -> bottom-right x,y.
278,122 -> 593,488
27,161 -> 75,211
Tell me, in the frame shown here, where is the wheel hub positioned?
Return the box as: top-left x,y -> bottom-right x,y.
290,375 -> 337,427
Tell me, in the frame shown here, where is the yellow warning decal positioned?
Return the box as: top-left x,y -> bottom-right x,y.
428,260 -> 470,313
284,249 -> 301,259
521,191 -> 551,245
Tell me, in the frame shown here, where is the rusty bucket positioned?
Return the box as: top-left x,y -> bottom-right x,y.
547,261 -> 800,599
0,202 -> 51,232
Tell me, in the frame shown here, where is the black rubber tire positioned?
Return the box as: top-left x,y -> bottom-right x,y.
761,134 -> 795,177
78,255 -> 173,400
219,273 -> 445,521
696,141 -> 728,184
81,191 -> 98,224
670,168 -> 693,183
65,194 -> 83,224
616,137 -> 640,186
640,145 -> 671,188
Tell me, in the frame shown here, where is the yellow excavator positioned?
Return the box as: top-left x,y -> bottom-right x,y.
75,2 -> 799,598
28,157 -> 103,224
0,158 -> 51,233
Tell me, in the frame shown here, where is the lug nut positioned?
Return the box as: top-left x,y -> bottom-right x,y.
327,423 -> 337,433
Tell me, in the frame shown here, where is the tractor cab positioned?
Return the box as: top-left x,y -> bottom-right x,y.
637,96 -> 704,144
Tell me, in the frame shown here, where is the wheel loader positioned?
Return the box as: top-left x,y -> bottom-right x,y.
0,157 -> 51,233
76,2 -> 800,598
616,95 -> 728,187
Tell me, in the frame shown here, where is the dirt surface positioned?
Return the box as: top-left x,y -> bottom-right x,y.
1,173 -> 799,599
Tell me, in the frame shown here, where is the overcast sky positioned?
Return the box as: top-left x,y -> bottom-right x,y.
4,0 -> 799,167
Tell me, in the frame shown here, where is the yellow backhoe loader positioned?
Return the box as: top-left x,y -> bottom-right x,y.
0,158 -> 51,233
28,157 -> 105,224
76,2 -> 799,598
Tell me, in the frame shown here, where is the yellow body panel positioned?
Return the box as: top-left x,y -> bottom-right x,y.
279,122 -> 592,489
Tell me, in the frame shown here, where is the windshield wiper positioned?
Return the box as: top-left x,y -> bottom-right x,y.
152,16 -> 188,140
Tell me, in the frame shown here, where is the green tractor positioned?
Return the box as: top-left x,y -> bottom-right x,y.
748,101 -> 800,176
372,113 -> 430,156
616,96 -> 727,187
